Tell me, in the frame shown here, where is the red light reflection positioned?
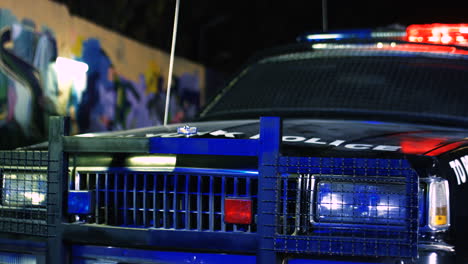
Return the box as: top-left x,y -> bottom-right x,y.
425,141 -> 465,156
400,137 -> 446,155
400,136 -> 465,156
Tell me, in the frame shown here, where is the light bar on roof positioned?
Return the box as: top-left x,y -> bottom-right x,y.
302,29 -> 405,42
307,34 -> 344,40
303,29 -> 372,42
407,23 -> 468,45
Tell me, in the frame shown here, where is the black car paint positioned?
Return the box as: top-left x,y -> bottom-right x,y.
84,118 -> 468,156
433,147 -> 468,262
69,117 -> 468,262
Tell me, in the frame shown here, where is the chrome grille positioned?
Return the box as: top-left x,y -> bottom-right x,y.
71,170 -> 257,232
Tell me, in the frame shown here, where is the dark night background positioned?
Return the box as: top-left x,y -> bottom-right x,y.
52,0 -> 468,74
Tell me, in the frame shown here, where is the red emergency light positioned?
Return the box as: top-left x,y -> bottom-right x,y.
407,23 -> 468,45
224,198 -> 252,225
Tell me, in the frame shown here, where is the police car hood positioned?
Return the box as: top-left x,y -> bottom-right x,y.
80,119 -> 468,158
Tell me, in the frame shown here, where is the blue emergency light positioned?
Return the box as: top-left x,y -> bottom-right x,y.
68,190 -> 94,215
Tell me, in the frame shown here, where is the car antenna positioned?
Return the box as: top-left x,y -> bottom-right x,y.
164,0 -> 181,126
322,0 -> 328,32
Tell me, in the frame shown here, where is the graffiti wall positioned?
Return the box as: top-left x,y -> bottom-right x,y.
0,0 -> 205,148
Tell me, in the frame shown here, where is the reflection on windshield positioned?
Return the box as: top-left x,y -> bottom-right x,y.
201,49 -> 468,127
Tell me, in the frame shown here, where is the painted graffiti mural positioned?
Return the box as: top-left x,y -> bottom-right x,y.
0,9 -> 59,148
0,7 -> 203,148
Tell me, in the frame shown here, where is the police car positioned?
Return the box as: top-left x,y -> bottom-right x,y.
1,23 -> 468,264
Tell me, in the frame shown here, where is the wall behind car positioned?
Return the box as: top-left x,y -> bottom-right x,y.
0,0 -> 205,140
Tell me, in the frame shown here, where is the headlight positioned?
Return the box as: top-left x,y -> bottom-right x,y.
315,181 -> 407,225
2,172 -> 47,206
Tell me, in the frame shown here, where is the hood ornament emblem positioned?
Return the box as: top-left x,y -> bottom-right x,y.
177,125 -> 198,137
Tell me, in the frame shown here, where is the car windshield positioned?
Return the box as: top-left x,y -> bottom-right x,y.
200,45 -> 468,127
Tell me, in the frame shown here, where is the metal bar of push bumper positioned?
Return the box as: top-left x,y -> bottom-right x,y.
65,136 -> 260,156
150,138 -> 259,156
63,137 -> 149,153
62,224 -> 257,253
257,117 -> 282,264
47,116 -> 70,264
56,117 -> 278,262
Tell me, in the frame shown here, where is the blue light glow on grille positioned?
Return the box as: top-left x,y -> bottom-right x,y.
316,182 -> 407,225
0,251 -> 37,263
72,245 -> 255,264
